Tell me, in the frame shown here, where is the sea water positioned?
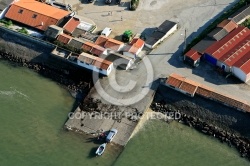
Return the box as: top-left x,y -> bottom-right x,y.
0,61 -> 248,166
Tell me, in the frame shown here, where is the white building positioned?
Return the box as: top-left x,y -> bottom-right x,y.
145,20 -> 177,49
232,60 -> 250,83
123,38 -> 145,59
77,52 -> 113,76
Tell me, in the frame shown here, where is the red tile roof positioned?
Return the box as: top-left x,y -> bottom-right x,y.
90,45 -> 106,56
130,38 -> 145,48
5,0 -> 70,31
166,73 -> 185,88
179,79 -> 200,95
63,17 -> 80,33
82,42 -> 95,52
165,73 -> 250,112
166,73 -> 200,95
185,49 -> 202,61
205,27 -> 249,57
95,36 -> 109,47
123,45 -> 139,54
94,57 -> 112,70
217,19 -> 238,32
57,33 -> 72,44
104,38 -> 124,51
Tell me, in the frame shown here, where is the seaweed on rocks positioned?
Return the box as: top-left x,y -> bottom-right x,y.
150,101 -> 250,161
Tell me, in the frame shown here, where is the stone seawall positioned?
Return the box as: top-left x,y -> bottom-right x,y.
152,85 -> 250,161
0,26 -> 93,94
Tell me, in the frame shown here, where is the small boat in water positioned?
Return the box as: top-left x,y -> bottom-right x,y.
95,143 -> 106,156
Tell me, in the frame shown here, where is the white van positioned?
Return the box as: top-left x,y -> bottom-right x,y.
101,27 -> 112,37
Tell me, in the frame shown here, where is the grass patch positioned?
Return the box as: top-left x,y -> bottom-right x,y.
0,19 -> 13,28
18,27 -> 28,35
241,18 -> 250,28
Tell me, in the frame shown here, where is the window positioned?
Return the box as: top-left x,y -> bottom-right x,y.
32,14 -> 37,19
18,9 -> 23,14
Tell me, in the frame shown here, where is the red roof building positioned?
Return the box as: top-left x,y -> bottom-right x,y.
123,38 -> 145,58
90,45 -> 106,56
104,38 -> 124,51
5,0 -> 70,31
63,17 -> 80,34
95,36 -> 109,47
57,33 -> 72,44
205,27 -> 249,57
82,42 -> 96,52
184,49 -> 202,67
217,19 -> 238,33
130,38 -> 144,49
204,26 -> 250,82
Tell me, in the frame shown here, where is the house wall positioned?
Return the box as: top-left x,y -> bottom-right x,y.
145,43 -> 153,49
77,59 -> 113,76
216,61 -> 231,72
117,44 -> 125,52
163,83 -> 194,97
151,24 -> 178,48
232,66 -> 247,82
125,59 -> 134,70
135,44 -> 144,55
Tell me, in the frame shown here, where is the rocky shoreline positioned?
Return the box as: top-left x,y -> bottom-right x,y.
0,51 -> 92,96
151,101 -> 250,161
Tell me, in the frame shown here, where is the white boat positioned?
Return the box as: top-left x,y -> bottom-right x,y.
95,143 -> 106,156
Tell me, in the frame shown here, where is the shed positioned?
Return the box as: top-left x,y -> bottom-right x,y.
207,27 -> 228,41
145,20 -> 177,49
229,5 -> 250,24
44,25 -> 64,39
68,37 -> 85,49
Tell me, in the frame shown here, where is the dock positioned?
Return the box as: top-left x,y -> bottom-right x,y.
65,69 -> 159,146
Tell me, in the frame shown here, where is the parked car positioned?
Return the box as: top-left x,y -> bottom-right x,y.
106,129 -> 118,143
105,0 -> 112,4
101,27 -> 112,37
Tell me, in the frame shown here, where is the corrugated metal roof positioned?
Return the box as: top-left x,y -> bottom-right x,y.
192,38 -> 216,54
207,27 -> 228,41
229,5 -> 250,23
205,27 -> 248,56
220,41 -> 250,66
